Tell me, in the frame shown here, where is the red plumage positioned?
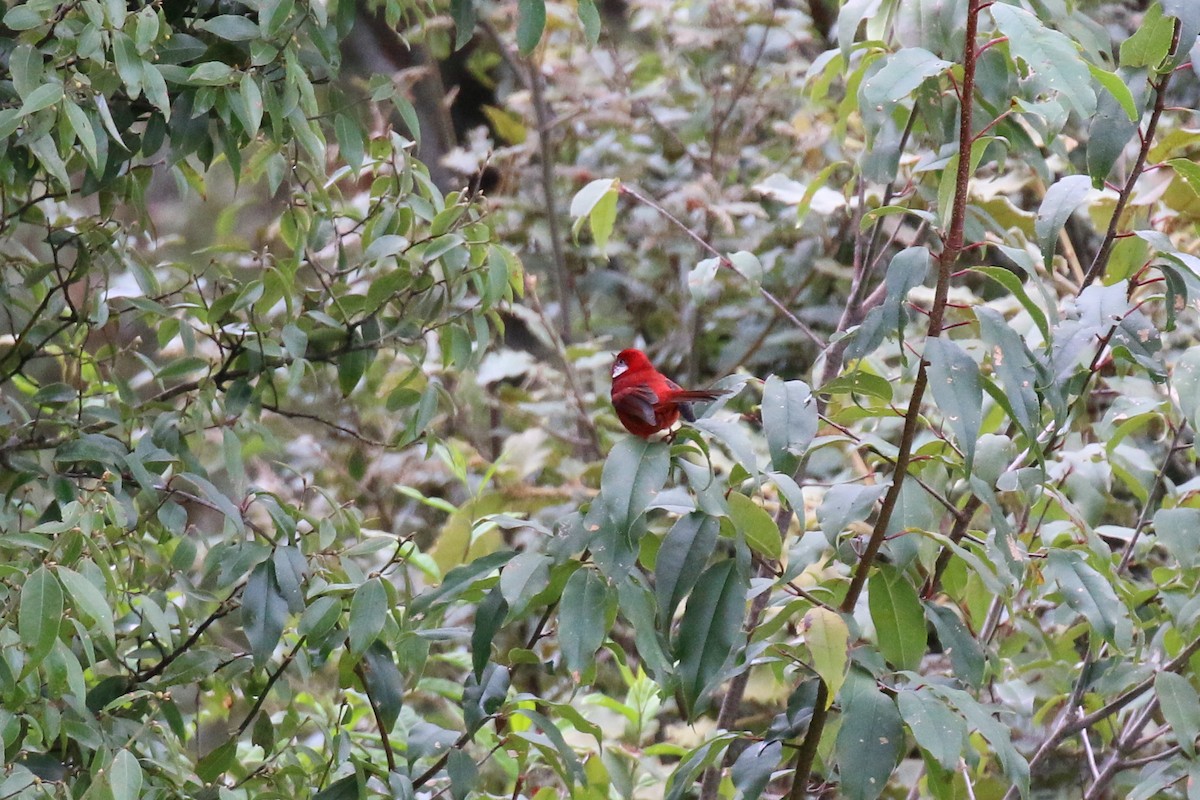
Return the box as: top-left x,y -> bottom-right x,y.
610,348 -> 724,438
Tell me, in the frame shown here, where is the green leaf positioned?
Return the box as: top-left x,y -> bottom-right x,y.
199,14 -> 262,40
730,740 -> 782,800
410,549 -> 517,615
860,47 -> 951,106
1087,67 -> 1144,186
655,512 -> 720,627
338,344 -> 373,395
925,337 -> 982,468
1167,158 -> 1200,200
1088,65 -> 1137,121
1035,175 -> 1092,270
243,561 -> 287,667
727,492 -> 781,560
56,565 -> 115,645
559,567 -> 610,677
569,178 -> 619,252
990,4 -> 1095,118
897,690 -> 966,770
19,566 -> 62,669
513,708 -> 585,786
803,607 -> 848,706
1119,4 -> 1174,68
335,113 -> 363,172
179,472 -> 245,533
360,641 -> 404,730
109,749 -> 143,800
817,483 -> 888,542
516,0 -> 546,55
471,586 -> 508,679
447,748 -> 479,800
818,370 -> 894,402
617,575 -> 674,682
1156,672 -> 1200,757
450,0 -> 476,50
1044,550 -> 1126,647
834,670 -> 904,800
240,72 -> 263,137
925,603 -> 986,688
18,83 -> 63,117
1155,508 -> 1200,569
600,437 -> 670,532
971,265 -> 1051,342
868,565 -> 926,671
676,559 -> 747,717
349,577 -> 388,657
498,551 -> 551,614
578,0 -> 600,44
976,307 -> 1042,436
761,375 -> 817,475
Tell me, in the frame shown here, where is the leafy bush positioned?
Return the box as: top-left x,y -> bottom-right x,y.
3,0 -> 1200,798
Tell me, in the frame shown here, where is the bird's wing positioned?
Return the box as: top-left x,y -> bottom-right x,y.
616,384 -> 659,428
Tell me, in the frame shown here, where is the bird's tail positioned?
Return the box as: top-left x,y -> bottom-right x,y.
674,389 -> 725,422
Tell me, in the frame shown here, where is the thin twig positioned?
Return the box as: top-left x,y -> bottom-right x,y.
236,636 -> 306,735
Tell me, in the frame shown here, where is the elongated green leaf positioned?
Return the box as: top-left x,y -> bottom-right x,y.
761,376 -> 817,475
803,607 -> 848,706
1088,65 -> 1137,121
925,337 -> 982,468
926,603 -> 986,687
617,575 -> 674,682
1035,175 -> 1092,269
898,690 -> 966,770
361,641 -> 404,731
731,739 -> 782,800
110,749 -> 143,800
471,586 -> 508,679
410,549 -> 517,615
1087,67 -> 1145,186
349,577 -> 388,658
676,559 -> 748,717
515,707 -> 586,785
860,47 -> 951,106
243,561 -> 288,667
1120,4 -> 1174,68
498,551 -> 550,615
450,0 -> 476,50
19,566 -> 63,669
559,568 -> 610,677
516,0 -> 545,55
600,437 -> 670,532
578,0 -> 600,44
1154,508 -> 1200,568
1044,550 -> 1126,647
1157,672 -> 1200,757
727,492 -> 781,560
835,671 -> 904,800
976,307 -> 1041,436
56,565 -> 115,645
655,512 -> 720,628
868,565 -> 926,671
991,4 -> 1095,118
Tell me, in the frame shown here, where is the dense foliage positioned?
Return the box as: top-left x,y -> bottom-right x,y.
3,0 -> 1200,798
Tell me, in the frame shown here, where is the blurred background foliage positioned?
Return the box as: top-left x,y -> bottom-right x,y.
3,0 -> 1200,797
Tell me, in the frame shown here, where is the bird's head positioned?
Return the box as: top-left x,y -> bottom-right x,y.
612,348 -> 651,379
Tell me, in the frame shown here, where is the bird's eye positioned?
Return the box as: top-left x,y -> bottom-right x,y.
612,359 -> 628,378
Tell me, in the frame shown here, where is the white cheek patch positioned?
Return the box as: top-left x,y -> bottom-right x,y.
612,360 -> 628,378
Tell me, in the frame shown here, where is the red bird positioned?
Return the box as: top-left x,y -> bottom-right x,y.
610,348 -> 724,438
